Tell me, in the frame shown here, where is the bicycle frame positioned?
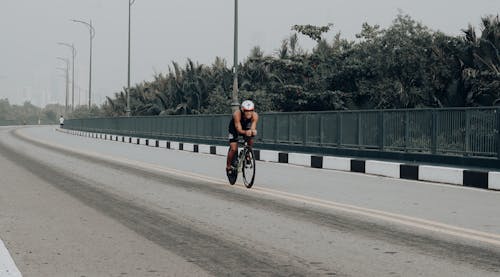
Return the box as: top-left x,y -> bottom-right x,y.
235,140 -> 248,172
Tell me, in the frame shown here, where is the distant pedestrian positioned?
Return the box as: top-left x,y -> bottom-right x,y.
59,115 -> 64,128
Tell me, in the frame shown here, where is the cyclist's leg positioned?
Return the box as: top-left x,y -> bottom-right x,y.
247,137 -> 254,148
227,142 -> 238,170
227,125 -> 239,171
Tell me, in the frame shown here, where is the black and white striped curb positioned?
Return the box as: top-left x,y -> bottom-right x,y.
59,129 -> 500,191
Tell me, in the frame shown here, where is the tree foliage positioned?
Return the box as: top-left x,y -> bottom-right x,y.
0,99 -> 62,125
82,14 -> 500,117
292,23 -> 334,42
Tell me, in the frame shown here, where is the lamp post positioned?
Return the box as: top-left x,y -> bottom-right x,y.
56,57 -> 69,114
58,42 -> 76,111
56,70 -> 67,112
71,19 -> 95,109
127,0 -> 137,116
231,0 -> 239,112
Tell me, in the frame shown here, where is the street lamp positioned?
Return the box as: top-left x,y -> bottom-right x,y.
231,0 -> 239,112
58,42 -> 76,111
56,57 -> 69,114
71,19 -> 95,109
127,0 -> 137,116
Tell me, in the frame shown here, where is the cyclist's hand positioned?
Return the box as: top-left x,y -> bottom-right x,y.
251,130 -> 257,136
245,130 -> 252,137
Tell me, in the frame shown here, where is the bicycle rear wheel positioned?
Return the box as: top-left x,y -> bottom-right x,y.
241,148 -> 256,188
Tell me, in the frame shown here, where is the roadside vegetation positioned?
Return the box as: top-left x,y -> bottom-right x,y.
0,99 -> 62,125
101,14 -> 499,117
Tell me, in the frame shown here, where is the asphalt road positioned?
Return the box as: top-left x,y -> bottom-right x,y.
0,126 -> 500,276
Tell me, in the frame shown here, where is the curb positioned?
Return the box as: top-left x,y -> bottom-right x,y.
58,129 -> 499,191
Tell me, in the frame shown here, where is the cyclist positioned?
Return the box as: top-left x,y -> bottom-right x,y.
226,100 -> 259,175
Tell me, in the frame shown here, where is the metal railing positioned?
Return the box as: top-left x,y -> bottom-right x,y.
66,107 -> 500,159
0,120 -> 20,126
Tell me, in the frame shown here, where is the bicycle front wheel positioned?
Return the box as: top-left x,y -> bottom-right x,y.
241,148 -> 256,188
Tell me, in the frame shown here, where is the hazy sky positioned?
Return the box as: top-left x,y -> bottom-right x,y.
0,0 -> 498,106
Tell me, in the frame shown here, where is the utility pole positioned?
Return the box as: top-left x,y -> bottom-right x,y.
127,0 -> 137,116
57,57 -> 70,115
58,43 -> 76,111
231,0 -> 239,112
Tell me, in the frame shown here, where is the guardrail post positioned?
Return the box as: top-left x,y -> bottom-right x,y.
275,115 -> 279,143
337,112 -> 342,147
319,115 -> 324,146
303,113 -> 308,145
465,110 -> 470,156
378,111 -> 384,151
260,116 -> 264,142
357,113 -> 361,148
497,108 -> 500,159
288,114 -> 291,143
181,116 -> 185,138
211,116 -> 215,139
431,110 -> 438,155
404,111 -> 409,152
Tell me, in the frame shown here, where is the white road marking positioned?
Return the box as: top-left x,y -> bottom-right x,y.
0,239 -> 22,277
18,128 -> 500,247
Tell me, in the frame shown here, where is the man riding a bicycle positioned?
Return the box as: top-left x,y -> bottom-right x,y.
226,100 -> 259,175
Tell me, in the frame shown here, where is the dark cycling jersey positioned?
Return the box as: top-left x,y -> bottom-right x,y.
228,110 -> 252,143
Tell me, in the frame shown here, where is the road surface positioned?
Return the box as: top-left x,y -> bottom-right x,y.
0,126 -> 499,276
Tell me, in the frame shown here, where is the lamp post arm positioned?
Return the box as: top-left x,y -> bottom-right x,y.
71,19 -> 94,109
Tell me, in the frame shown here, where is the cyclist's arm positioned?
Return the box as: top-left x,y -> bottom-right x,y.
235,122 -> 246,135
250,112 -> 259,136
233,111 -> 247,135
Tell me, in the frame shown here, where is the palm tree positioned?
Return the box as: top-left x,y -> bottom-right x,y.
458,15 -> 500,105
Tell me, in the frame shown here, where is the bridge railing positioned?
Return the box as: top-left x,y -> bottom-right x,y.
65,107 -> 500,159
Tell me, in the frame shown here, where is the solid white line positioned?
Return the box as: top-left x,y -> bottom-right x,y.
0,239 -> 22,277
253,187 -> 500,242
20,128 -> 500,246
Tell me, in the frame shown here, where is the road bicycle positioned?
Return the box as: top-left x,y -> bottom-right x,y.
227,137 -> 256,188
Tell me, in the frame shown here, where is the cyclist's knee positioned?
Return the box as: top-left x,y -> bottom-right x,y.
229,143 -> 238,152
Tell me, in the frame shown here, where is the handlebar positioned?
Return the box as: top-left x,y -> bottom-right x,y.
238,136 -> 253,146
